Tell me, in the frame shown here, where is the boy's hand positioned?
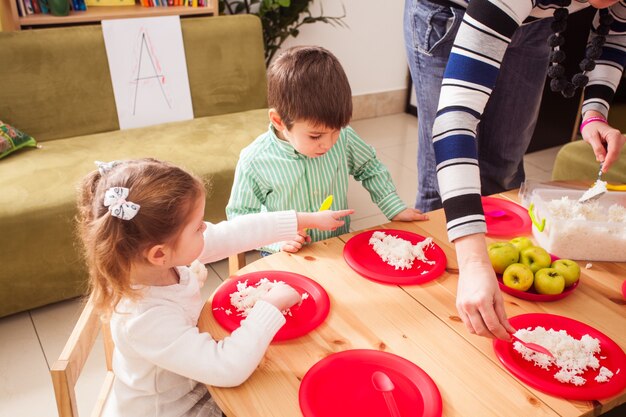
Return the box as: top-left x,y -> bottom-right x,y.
392,208 -> 428,222
297,209 -> 354,231
280,230 -> 311,253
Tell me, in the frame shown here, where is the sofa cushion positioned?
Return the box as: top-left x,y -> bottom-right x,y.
0,109 -> 267,318
0,121 -> 37,159
552,139 -> 626,183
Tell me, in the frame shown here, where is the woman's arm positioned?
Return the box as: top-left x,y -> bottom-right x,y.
580,5 -> 626,170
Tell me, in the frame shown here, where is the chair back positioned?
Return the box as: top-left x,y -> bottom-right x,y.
51,295 -> 115,417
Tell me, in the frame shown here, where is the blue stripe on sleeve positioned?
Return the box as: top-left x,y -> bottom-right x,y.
601,45 -> 626,67
444,52 -> 500,89
433,133 -> 478,164
436,105 -> 481,119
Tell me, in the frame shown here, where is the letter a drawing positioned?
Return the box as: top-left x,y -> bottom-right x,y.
132,29 -> 172,115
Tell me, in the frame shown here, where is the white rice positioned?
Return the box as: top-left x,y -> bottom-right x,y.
513,326 -> 614,385
547,197 -> 626,223
595,366 -> 614,383
368,231 -> 434,270
536,197 -> 626,261
229,278 -> 304,317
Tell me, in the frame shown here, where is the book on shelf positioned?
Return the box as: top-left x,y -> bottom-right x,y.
38,0 -> 49,13
15,0 -> 86,16
16,0 -> 26,16
85,0 -> 135,6
24,0 -> 34,14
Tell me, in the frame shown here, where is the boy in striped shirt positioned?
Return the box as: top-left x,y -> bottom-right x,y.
226,46 -> 428,254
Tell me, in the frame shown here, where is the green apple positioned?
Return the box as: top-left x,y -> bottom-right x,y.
502,263 -> 534,291
509,236 -> 534,253
520,246 -> 552,274
551,259 -> 581,287
487,242 -> 520,274
534,268 -> 565,295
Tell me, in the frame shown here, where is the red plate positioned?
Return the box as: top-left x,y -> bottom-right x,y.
211,271 -> 329,342
343,229 -> 447,285
497,276 -> 578,302
494,313 -> 626,400
299,349 -> 442,417
496,254 -> 579,302
482,196 -> 532,236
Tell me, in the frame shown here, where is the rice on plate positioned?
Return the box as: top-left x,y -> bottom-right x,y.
226,278 -> 307,317
368,231 -> 434,270
513,326 -> 618,386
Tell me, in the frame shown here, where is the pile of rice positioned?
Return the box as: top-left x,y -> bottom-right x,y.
228,278 -> 307,317
513,326 -> 618,386
537,197 -> 626,261
368,231 -> 434,270
546,197 -> 626,223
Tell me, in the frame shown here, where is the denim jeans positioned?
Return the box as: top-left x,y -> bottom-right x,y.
404,0 -> 553,213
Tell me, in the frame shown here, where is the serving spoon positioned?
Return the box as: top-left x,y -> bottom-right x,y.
510,333 -> 554,359
578,163 -> 606,203
304,195 -> 333,233
372,371 -> 402,417
318,195 -> 333,211
606,183 -> 626,191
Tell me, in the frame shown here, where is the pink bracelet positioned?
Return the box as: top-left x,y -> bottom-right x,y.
580,116 -> 608,134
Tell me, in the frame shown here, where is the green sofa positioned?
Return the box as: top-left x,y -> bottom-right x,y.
552,140 -> 626,183
0,15 -> 269,317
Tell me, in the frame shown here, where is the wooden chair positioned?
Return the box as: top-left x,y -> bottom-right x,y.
51,294 -> 115,417
228,253 -> 247,276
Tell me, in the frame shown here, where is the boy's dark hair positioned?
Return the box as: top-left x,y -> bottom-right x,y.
267,45 -> 352,130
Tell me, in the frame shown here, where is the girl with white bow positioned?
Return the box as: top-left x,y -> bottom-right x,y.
77,158 -> 353,417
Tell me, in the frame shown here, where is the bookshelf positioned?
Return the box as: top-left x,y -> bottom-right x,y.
0,0 -> 215,31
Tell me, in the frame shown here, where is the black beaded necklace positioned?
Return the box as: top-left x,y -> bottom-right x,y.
547,0 -> 615,98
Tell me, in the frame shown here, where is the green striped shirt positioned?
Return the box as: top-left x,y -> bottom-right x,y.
226,125 -> 407,252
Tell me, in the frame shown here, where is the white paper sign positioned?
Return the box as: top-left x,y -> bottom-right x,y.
102,16 -> 193,130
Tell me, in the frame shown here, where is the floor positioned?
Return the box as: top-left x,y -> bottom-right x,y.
0,113 -> 563,417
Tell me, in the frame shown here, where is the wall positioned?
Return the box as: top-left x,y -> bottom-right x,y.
279,0 -> 408,96
0,2 -> 408,93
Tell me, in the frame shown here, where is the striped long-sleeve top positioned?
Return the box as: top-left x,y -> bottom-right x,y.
226,125 -> 407,253
434,0 -> 626,242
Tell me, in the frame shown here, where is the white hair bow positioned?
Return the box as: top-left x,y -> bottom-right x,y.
95,160 -> 120,176
104,187 -> 140,221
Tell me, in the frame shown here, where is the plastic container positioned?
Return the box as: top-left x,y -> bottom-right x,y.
519,181 -> 626,262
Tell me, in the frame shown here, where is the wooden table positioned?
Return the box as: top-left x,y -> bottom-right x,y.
198,189 -> 626,417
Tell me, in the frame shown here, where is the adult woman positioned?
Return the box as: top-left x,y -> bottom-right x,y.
405,0 -> 626,339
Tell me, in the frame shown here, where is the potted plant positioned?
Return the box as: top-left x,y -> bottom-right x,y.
219,0 -> 347,66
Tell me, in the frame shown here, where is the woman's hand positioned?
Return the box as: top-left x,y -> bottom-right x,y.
581,112 -> 626,172
296,209 -> 354,231
454,234 -> 515,340
391,208 -> 429,222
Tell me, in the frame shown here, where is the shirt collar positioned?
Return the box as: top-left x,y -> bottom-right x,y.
268,124 -> 304,159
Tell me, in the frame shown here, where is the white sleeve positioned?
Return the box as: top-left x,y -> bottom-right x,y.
198,210 -> 298,263
123,300 -> 285,387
